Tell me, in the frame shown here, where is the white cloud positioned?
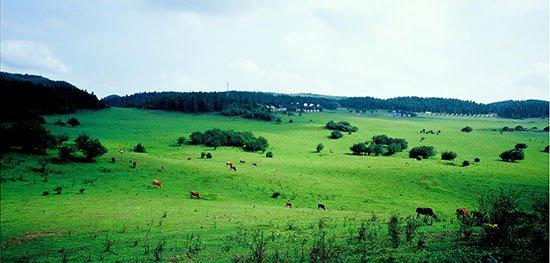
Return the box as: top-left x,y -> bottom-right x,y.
0,40 -> 69,73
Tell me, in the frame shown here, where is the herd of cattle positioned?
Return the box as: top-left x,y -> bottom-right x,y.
107,152 -> 473,219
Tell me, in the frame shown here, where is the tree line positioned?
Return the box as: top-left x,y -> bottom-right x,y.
103,91 -> 548,119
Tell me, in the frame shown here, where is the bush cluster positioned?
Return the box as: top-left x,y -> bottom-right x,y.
461,126 -> 473,133
330,130 -> 343,139
499,149 -> 524,162
325,120 -> 358,133
441,151 -> 457,161
221,105 -> 274,121
349,135 -> 408,156
408,146 -> 436,159
190,129 -> 268,152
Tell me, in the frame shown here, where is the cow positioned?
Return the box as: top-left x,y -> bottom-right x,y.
131,160 -> 137,168
190,191 -> 200,199
226,161 -> 233,167
317,203 -> 326,210
152,179 -> 162,188
110,157 -> 116,163
160,166 -> 165,172
456,208 -> 469,218
187,157 -> 192,160
252,163 -> 258,167
240,160 -> 246,164
285,202 -> 292,209
416,207 -> 436,218
230,165 -> 237,171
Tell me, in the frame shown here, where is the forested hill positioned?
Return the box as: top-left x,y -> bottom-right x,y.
1,72 -> 105,122
103,91 -> 548,119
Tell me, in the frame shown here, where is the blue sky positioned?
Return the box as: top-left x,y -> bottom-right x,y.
1,0 -> 548,102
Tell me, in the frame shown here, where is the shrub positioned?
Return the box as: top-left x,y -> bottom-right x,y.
58,144 -> 76,162
200,152 -> 207,158
416,156 -> 422,161
500,149 -> 524,162
316,143 -> 324,153
461,126 -> 473,133
544,146 -> 549,153
544,126 -> 549,132
404,216 -> 421,242
325,120 -> 358,133
75,134 -> 107,161
190,129 -> 268,152
514,125 -> 526,131
271,192 -> 281,198
5,122 -> 56,154
462,160 -> 470,167
276,117 -> 282,124
288,119 -> 293,123
177,137 -> 186,146
370,135 -> 408,155
206,152 -> 213,159
474,157 -> 480,162
265,151 -> 273,158
441,151 -> 457,161
388,214 -> 402,248
409,146 -> 436,159
514,143 -> 527,150
330,130 -> 343,139
133,143 -> 146,153
67,117 -> 80,128
502,126 -> 512,132
350,143 -> 368,155
366,143 -> 386,156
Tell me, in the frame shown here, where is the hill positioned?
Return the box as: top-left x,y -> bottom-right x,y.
0,72 -> 105,122
103,91 -> 548,119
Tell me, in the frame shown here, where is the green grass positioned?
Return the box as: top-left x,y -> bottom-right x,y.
1,107 -> 548,262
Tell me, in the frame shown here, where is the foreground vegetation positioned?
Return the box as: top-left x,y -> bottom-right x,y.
0,107 -> 548,262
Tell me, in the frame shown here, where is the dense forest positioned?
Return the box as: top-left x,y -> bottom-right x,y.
103,91 -> 549,119
0,72 -> 105,122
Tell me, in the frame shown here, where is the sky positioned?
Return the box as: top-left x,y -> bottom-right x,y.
1,0 -> 548,102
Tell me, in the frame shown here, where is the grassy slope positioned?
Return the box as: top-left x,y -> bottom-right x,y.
0,107 -> 548,262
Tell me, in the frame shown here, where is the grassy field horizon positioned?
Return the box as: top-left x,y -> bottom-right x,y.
1,107 -> 548,262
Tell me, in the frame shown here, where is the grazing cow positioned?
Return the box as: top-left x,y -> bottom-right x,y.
190,191 -> 200,199
317,203 -> 326,210
230,165 -> 237,171
110,157 -> 116,163
187,157 -> 192,160
226,161 -> 233,167
131,160 -> 137,168
285,202 -> 292,209
160,166 -> 165,172
252,163 -> 258,167
240,160 -> 246,164
152,179 -> 162,188
416,207 -> 436,218
456,208 -> 469,218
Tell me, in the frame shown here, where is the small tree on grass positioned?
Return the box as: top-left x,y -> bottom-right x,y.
67,117 -> 80,128
514,143 -> 527,150
206,152 -> 213,159
388,214 -> 402,248
461,126 -> 473,133
177,137 -> 186,146
441,151 -> 457,161
330,130 -> 343,139
316,143 -> 324,153
474,157 -> 480,162
462,160 -> 470,167
201,152 -> 207,158
133,143 -> 146,153
74,133 -> 107,161
500,149 -> 524,162
409,146 -> 436,159
276,117 -> 282,124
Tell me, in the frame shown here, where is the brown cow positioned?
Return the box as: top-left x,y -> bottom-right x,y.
190,191 -> 200,199
416,207 -> 436,218
285,202 -> 292,209
240,160 -> 246,164
152,179 -> 162,188
317,203 -> 326,210
456,208 -> 469,218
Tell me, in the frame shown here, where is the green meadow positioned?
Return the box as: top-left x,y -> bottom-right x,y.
1,107 -> 548,262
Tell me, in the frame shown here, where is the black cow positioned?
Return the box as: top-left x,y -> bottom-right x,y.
317,203 -> 326,210
416,207 -> 436,218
